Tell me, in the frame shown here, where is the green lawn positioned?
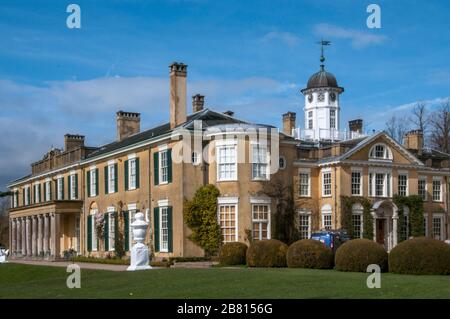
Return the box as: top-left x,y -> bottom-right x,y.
0,263 -> 449,299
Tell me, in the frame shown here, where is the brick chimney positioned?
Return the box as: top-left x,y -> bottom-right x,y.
282,112 -> 296,136
116,111 -> 141,141
349,119 -> 363,134
64,134 -> 85,151
403,129 -> 423,155
192,94 -> 204,113
169,62 -> 187,128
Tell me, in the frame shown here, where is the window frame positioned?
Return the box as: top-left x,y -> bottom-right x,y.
107,164 -> 115,194
299,169 -> 311,197
432,214 -> 444,240
34,183 -> 40,204
108,212 -> 115,251
251,203 -> 271,241
89,169 -> 97,197
91,210 -> 98,251
57,178 -> 64,200
418,176 -> 427,201
322,170 -> 332,197
298,210 -> 311,239
432,178 -> 442,202
128,158 -> 137,190
159,206 -> 169,252
321,205 -> 332,230
217,197 -> 238,243
369,143 -> 393,161
158,150 -> 169,184
398,173 -> 408,197
251,143 -> 269,181
351,169 -> 362,196
216,144 -> 237,182
70,174 -> 77,200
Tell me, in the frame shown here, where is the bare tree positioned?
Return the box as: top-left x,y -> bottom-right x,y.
385,114 -> 409,143
409,101 -> 430,133
430,98 -> 450,153
0,197 -> 10,247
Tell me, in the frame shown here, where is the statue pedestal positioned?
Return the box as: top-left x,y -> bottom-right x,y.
127,243 -> 151,271
127,212 -> 152,271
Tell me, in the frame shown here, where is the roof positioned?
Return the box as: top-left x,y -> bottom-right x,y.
301,66 -> 344,93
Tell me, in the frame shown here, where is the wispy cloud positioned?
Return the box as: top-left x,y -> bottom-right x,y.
260,31 -> 301,47
313,23 -> 387,49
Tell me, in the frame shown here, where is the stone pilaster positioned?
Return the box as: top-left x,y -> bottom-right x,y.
50,213 -> 60,259
16,219 -> 21,256
11,219 -> 16,254
37,215 -> 43,256
21,217 -> 27,256
43,214 -> 49,256
32,216 -> 37,257
26,216 -> 32,257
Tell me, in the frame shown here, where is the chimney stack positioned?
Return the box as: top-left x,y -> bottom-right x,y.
349,119 -> 363,134
403,129 -> 423,155
282,112 -> 296,136
192,94 -> 204,113
64,134 -> 85,151
169,62 -> 187,128
116,111 -> 141,141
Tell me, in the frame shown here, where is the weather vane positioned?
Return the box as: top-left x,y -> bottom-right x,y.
317,39 -> 331,69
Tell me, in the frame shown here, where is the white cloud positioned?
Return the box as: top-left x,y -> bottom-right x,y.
260,31 -> 301,47
314,23 -> 387,49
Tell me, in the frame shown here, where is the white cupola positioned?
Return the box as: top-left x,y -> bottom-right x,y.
300,41 -> 344,141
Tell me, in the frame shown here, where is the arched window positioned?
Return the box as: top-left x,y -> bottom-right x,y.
369,143 -> 393,160
351,203 -> 363,238
321,204 -> 332,230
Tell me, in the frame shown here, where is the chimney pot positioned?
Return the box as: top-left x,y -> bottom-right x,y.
192,94 -> 205,113
116,111 -> 141,141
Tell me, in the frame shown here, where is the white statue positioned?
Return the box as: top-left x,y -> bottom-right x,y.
0,248 -> 9,263
127,212 -> 152,271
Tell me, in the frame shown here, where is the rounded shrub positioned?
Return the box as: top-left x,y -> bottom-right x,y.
246,239 -> 288,267
219,242 -> 248,266
335,239 -> 388,272
287,239 -> 334,269
389,237 -> 450,275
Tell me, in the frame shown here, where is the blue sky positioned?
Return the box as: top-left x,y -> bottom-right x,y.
1,0 -> 450,189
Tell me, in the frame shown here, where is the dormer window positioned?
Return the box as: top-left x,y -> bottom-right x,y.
369,143 -> 392,160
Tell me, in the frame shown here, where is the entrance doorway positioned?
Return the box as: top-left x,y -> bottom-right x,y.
376,219 -> 385,245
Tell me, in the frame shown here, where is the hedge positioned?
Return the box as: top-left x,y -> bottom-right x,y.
246,239 -> 288,267
286,239 -> 334,269
219,242 -> 248,266
335,239 -> 388,272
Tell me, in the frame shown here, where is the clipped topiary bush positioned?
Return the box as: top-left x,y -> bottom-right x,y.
246,239 -> 288,267
286,239 -> 334,269
335,239 -> 388,272
389,237 -> 450,275
219,242 -> 248,266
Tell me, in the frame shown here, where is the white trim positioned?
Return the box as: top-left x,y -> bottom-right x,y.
398,172 -> 409,196
215,139 -> 237,146
127,153 -> 136,160
44,178 -> 51,183
158,144 -> 168,151
107,206 -> 115,213
108,212 -> 115,251
158,199 -> 170,207
158,149 -> 169,185
217,196 -> 239,204
107,159 -> 116,166
216,144 -> 238,182
69,170 -> 76,175
89,165 -> 96,170
56,174 -> 63,179
250,197 -> 271,204
251,203 -> 271,240
217,201 -> 239,242
127,203 -> 137,211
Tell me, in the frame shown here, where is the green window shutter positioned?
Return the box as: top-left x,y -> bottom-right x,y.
39,184 -> 42,202
124,160 -> 129,191
104,166 -> 109,194
95,169 -> 99,196
22,190 -> 24,206
61,178 -> 65,200
33,185 -> 36,203
135,158 -> 140,189
154,207 -> 160,252
86,171 -> 91,197
75,174 -> 78,199
154,152 -> 159,185
28,188 -> 31,204
123,211 -> 129,251
104,213 -> 109,251
87,215 -> 92,252
168,206 -> 173,252
67,176 -> 71,199
114,164 -> 118,192
167,149 -> 173,183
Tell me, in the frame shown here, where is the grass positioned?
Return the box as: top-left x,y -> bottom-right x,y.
0,263 -> 449,299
